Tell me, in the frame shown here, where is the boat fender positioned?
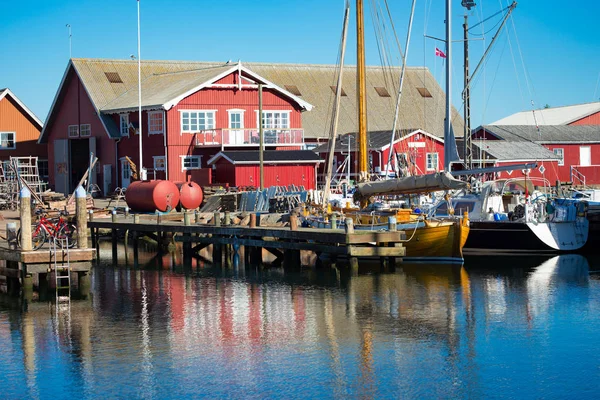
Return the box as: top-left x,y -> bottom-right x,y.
545,202 -> 555,215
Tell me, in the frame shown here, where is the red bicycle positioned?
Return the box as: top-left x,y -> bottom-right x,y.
18,209 -> 78,250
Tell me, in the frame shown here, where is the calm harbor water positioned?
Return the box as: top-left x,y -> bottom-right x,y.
1,251 -> 600,399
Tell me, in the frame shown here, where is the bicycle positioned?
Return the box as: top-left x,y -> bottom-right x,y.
17,209 -> 78,250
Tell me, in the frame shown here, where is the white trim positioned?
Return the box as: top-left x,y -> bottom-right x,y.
207,152 -> 322,165
227,109 -> 245,129
0,88 -> 43,128
153,155 -> 166,171
553,148 -> 564,166
180,110 -> 217,133
180,155 -> 202,170
148,110 -> 164,135
426,152 -> 439,171
120,114 -> 129,137
255,110 -> 291,129
0,131 -> 16,150
381,129 -> 443,151
68,125 -> 79,138
162,64 -> 313,112
80,123 -> 91,137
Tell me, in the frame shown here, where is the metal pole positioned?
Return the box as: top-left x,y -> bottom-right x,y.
323,2 -> 350,207
444,0 -> 452,172
463,15 -> 472,170
356,0 -> 368,182
137,0 -> 145,180
258,83 -> 264,190
66,24 -> 72,59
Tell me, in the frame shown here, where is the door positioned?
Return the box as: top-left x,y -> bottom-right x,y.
580,146 -> 591,167
54,139 -> 69,194
103,164 -> 112,195
121,159 -> 131,188
229,110 -> 244,145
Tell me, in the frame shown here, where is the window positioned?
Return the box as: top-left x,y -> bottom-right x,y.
149,111 -> 164,135
181,155 -> 202,170
122,162 -> 130,179
228,110 -> 243,129
416,87 -> 432,98
426,153 -> 439,171
329,86 -> 347,96
260,111 -> 290,129
80,124 -> 91,137
374,87 -> 391,97
553,148 -> 564,166
153,156 -> 165,171
120,114 -> 129,137
0,132 -> 15,149
68,125 -> 79,138
285,85 -> 302,96
105,72 -> 123,83
38,159 -> 49,179
181,111 -> 215,132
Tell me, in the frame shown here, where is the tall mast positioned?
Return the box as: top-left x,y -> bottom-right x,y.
462,0 -> 476,170
443,0 -> 452,172
357,0 -> 368,182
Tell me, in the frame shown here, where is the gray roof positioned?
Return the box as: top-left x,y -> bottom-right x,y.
472,141 -> 559,161
208,150 -> 322,165
491,102 -> 600,125
66,58 -> 463,140
313,129 -> 420,153
478,125 -> 600,143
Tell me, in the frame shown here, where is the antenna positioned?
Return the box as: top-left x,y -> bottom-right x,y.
66,24 -> 72,58
461,0 -> 476,10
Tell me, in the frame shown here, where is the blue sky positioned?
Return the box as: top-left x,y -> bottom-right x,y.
1,0 -> 599,128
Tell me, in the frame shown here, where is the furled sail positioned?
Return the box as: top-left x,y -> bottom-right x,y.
355,171 -> 468,198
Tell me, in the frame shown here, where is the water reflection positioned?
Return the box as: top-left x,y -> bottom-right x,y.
0,251 -> 599,398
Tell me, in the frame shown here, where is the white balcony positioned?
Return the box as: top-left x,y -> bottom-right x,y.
194,129 -> 304,148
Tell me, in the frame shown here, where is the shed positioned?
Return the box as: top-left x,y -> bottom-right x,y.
207,150 -> 323,189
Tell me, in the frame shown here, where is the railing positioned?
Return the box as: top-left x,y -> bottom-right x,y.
571,165 -> 600,187
194,129 -> 304,147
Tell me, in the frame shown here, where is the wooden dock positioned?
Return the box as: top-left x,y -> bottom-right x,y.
88,212 -> 407,273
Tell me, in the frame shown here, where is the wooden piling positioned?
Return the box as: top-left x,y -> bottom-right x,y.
76,186 -> 88,249
289,215 -> 298,231
214,212 -> 221,227
345,218 -> 354,234
19,188 -> 32,251
224,211 -> 231,226
250,214 -> 257,228
388,216 -> 397,232
331,214 -> 337,230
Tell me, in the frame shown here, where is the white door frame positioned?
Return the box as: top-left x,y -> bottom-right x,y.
580,146 -> 591,167
120,158 -> 131,188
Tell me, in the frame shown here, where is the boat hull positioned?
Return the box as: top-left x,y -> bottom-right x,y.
464,219 -> 589,253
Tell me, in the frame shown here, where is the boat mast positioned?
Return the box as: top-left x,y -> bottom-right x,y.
443,0 -> 452,172
462,1 -> 476,170
357,0 -> 368,183
323,2 -> 351,207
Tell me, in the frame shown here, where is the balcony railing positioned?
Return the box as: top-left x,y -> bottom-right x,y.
194,129 -> 304,147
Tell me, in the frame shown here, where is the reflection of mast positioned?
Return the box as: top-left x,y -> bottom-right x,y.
324,292 -> 345,391
22,312 -> 38,398
359,322 -> 375,398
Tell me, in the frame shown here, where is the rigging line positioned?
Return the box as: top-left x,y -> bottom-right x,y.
468,4 -> 511,32
481,35 -> 511,122
383,0 -> 405,63
469,16 -> 503,37
502,1 -> 526,111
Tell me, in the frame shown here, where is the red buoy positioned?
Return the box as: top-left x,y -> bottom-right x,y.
174,181 -> 204,210
125,180 -> 180,213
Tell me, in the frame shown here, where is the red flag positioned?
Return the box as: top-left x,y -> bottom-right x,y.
435,47 -> 447,58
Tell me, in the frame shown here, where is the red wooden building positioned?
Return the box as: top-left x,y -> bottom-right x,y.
314,129 -> 448,182
208,150 -> 322,189
39,59 -> 313,194
472,125 -> 599,185
0,88 -> 46,177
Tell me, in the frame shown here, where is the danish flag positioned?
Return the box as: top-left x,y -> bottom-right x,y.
435,47 -> 447,58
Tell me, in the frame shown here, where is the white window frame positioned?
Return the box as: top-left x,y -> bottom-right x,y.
68,125 -> 79,138
148,111 -> 164,135
120,114 -> 129,137
426,152 -> 439,171
553,148 -> 564,166
180,110 -> 216,133
180,155 -> 202,171
0,132 -> 16,150
227,109 -> 245,129
80,124 -> 91,137
255,110 -> 291,129
153,156 -> 166,171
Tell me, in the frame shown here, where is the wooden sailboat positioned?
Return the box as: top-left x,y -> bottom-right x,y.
309,0 -> 470,262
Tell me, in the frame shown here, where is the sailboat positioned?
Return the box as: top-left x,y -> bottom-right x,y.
306,0 -> 470,263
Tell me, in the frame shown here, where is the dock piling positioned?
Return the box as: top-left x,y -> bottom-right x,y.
19,188 -> 32,251
345,218 -> 354,234
331,214 -> 337,230
76,186 -> 88,249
